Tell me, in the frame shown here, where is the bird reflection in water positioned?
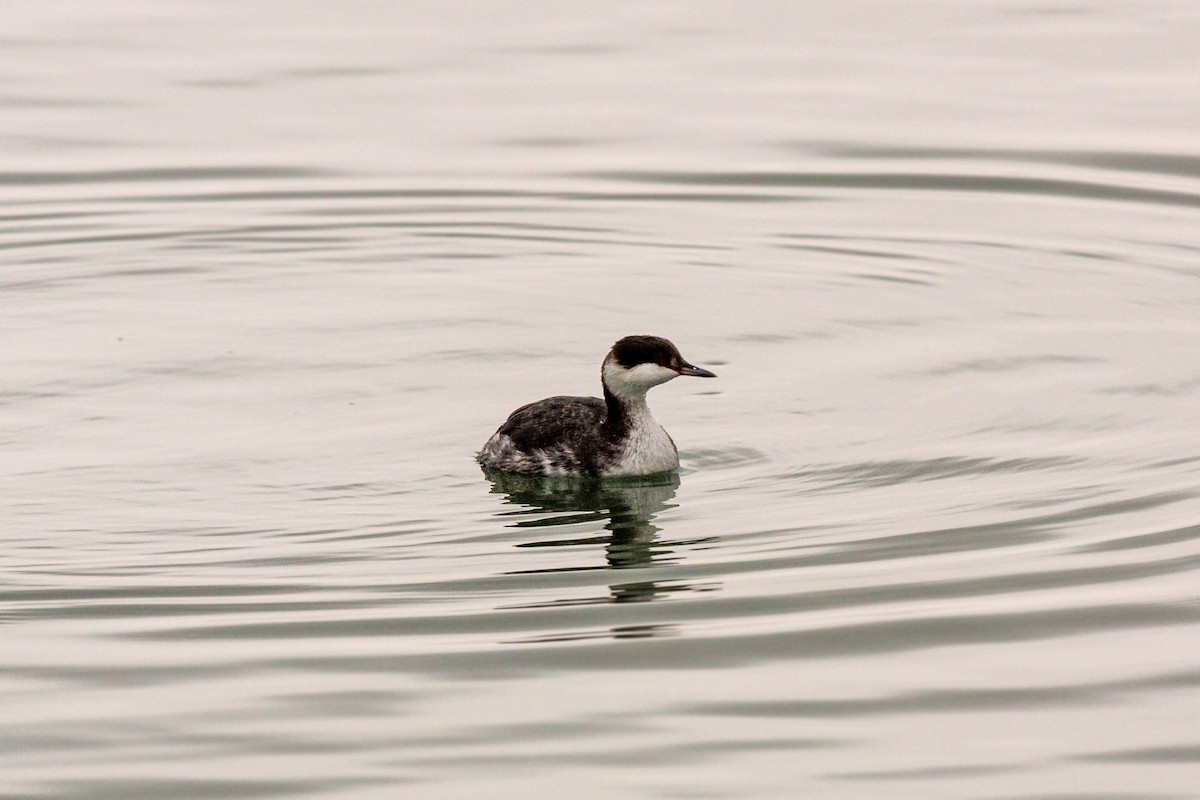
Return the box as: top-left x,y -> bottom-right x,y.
481,467 -> 718,607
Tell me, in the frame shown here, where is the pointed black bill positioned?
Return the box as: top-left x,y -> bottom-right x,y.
677,362 -> 717,378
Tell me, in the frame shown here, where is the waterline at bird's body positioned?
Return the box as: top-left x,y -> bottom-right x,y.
477,336 -> 716,478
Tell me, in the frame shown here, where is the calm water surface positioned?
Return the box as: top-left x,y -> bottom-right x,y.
4,2 -> 1199,798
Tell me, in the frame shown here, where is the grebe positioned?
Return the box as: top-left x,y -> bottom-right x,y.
477,335 -> 716,477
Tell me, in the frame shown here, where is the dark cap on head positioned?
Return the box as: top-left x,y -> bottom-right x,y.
608,335 -> 717,378
610,335 -> 681,369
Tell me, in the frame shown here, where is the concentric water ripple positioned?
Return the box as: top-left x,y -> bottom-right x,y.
5,2 -> 1200,799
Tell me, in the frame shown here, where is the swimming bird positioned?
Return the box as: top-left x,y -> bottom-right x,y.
477,335 -> 716,477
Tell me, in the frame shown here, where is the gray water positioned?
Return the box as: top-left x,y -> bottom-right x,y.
4,2 -> 1199,798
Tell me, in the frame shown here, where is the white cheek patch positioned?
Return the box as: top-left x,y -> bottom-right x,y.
628,362 -> 680,388
604,361 -> 679,395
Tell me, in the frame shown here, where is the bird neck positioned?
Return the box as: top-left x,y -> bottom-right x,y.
603,383 -> 651,428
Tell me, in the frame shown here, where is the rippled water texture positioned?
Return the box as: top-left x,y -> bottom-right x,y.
4,2 -> 1199,798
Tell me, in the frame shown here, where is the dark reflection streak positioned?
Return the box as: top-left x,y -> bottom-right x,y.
848,272 -> 932,287
1069,745 -> 1200,764
1073,523 -> 1200,553
905,359 -> 1102,379
1098,376 -> 1200,398
793,456 -> 1086,488
182,604 -> 1197,674
501,564 -> 610,576
0,583 -> 321,602
804,142 -> 1200,180
516,533 -> 610,545
33,778 -> 354,800
31,606 -> 1200,675
2,599 -> 379,623
6,222 -> 646,253
499,581 -> 718,610
776,243 -> 919,261
507,623 -> 679,645
402,736 -> 844,770
120,189 -> 526,203
766,492 -> 1196,563
0,210 -> 121,223
0,166 -> 326,185
557,192 -> 798,203
576,171 -> 1200,209
307,220 -> 617,234
0,230 -> 191,251
509,514 -> 607,529
833,763 -> 1019,781
682,670 -> 1200,718
106,189 -> 798,205
490,553 -> 1200,624
414,231 -> 730,249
